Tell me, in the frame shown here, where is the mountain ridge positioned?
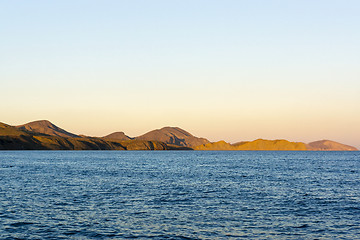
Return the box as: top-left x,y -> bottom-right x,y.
0,120 -> 358,151
0,122 -> 174,150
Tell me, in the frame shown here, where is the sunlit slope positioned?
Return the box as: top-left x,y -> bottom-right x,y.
194,139 -> 358,151
234,139 -> 307,150
194,139 -> 307,150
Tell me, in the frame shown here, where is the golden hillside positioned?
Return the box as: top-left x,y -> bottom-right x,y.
194,139 -> 307,151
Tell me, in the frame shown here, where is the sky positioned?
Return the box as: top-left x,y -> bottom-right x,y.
1,0 -> 359,148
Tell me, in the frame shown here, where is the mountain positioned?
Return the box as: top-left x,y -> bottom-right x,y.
194,139 -> 307,150
136,127 -> 210,147
17,120 -> 79,138
0,120 -> 358,151
0,122 -> 116,150
0,121 -> 186,150
307,140 -> 358,151
103,132 -> 131,141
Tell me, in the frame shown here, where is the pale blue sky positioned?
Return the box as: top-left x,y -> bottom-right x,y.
1,0 -> 359,148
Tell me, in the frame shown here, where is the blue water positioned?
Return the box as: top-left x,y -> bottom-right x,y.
0,151 -> 359,239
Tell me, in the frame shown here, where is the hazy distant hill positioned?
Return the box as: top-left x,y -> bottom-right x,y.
17,120 -> 79,138
136,127 -> 210,147
103,132 -> 132,141
307,140 -> 358,151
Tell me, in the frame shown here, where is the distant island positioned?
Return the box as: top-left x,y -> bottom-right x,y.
0,120 -> 357,151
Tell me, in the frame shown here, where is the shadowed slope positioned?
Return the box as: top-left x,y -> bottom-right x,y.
117,140 -> 168,150
0,122 -> 49,150
0,122 -> 122,150
136,127 -> 210,147
17,120 -> 79,138
0,122 -> 29,136
307,140 -> 358,151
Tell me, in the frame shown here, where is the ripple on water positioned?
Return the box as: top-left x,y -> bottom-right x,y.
0,151 -> 359,239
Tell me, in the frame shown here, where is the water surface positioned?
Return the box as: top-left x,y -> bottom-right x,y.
0,151 -> 359,239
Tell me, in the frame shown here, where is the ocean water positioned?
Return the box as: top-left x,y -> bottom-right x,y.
0,151 -> 359,239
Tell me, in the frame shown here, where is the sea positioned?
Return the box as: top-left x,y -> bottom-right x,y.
0,151 -> 359,239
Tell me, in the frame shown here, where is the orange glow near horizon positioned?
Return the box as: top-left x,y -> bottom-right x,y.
1,1 -> 359,149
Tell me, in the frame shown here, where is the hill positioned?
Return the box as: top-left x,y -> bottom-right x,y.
307,140 -> 358,151
195,138 -> 358,151
234,139 -> 307,150
0,122 -> 30,137
0,122 -> 47,150
136,127 -> 210,147
16,120 -> 79,138
103,132 -> 131,141
1,120 -> 358,151
194,139 -> 307,150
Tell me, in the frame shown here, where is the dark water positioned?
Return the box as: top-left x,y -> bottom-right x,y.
0,151 -> 359,239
